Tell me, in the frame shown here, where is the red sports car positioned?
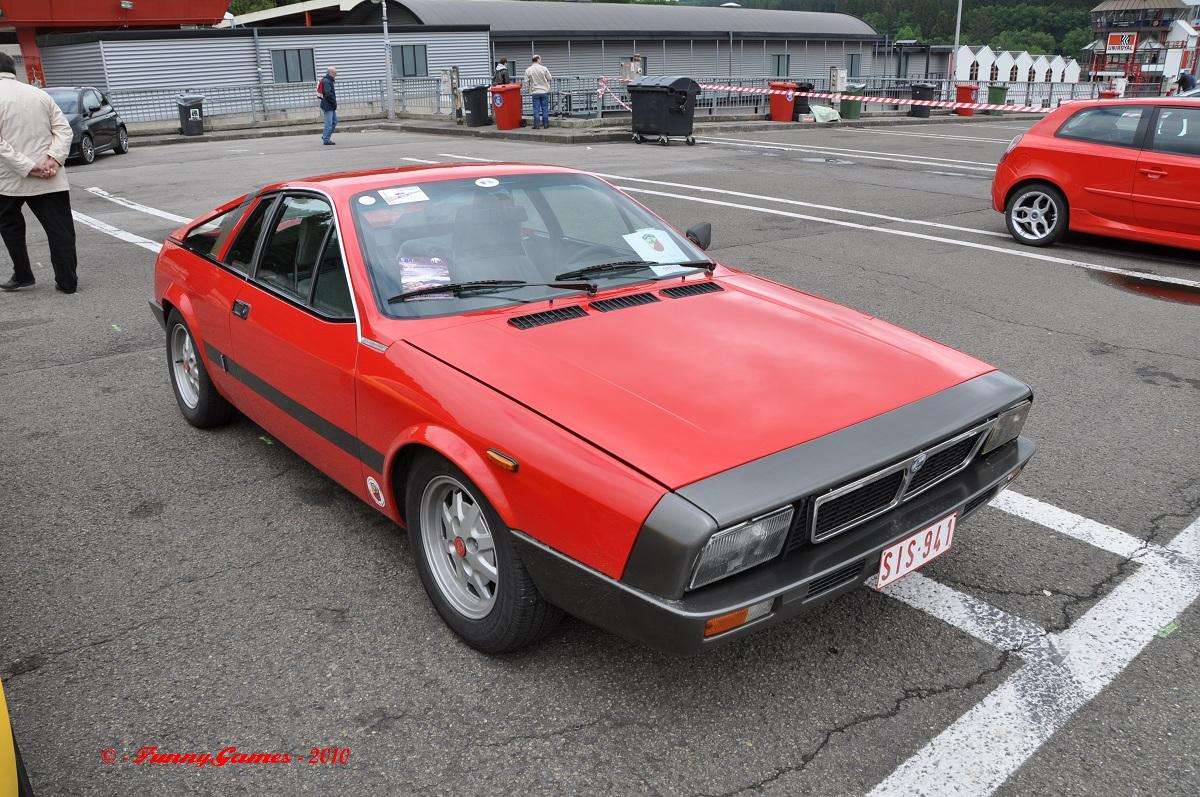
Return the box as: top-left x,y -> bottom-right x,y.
994,97 -> 1200,250
152,164 -> 1034,654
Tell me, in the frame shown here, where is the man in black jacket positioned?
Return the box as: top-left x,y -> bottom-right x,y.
319,67 -> 338,145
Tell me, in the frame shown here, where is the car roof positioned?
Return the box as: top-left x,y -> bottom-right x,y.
1067,96 -> 1200,107
258,162 -> 590,200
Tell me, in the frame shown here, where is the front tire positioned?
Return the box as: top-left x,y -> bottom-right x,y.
165,309 -> 234,428
114,126 -> 130,154
78,134 -> 96,165
406,453 -> 561,653
1006,183 -> 1067,247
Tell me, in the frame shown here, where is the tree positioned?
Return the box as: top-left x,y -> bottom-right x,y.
229,0 -> 276,14
991,29 -> 1057,56
1060,27 -> 1093,56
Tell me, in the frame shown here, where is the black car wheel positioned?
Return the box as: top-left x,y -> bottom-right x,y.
1005,182 -> 1068,247
406,451 -> 561,653
78,134 -> 96,165
114,126 -> 130,154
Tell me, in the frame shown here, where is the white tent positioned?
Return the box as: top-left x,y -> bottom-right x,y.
1063,59 -> 1082,83
1014,51 -> 1035,82
994,50 -> 1017,82
956,44 -> 995,81
1049,55 -> 1066,82
1031,54 -> 1051,82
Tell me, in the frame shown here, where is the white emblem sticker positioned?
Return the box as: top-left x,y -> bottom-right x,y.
378,185 -> 429,205
474,177 -> 500,188
358,195 -> 376,205
366,476 -> 386,507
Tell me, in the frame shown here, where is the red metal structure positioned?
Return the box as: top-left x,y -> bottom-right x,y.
0,1 -> 229,85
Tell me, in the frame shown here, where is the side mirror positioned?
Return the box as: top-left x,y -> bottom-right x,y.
685,222 -> 712,250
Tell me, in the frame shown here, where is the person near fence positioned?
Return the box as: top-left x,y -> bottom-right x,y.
492,58 -> 509,87
1177,71 -> 1197,94
524,55 -> 552,129
319,66 -> 338,145
0,52 -> 78,294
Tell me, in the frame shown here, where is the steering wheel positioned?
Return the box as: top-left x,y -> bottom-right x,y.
561,243 -> 627,268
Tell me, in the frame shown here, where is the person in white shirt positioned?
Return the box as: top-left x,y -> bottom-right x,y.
523,55 -> 553,129
0,52 -> 76,293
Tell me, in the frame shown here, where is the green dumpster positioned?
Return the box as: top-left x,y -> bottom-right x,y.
986,83 -> 1008,115
839,82 -> 866,120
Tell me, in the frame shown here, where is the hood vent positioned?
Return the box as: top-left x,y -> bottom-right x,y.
508,305 -> 588,330
661,281 -> 724,299
589,292 -> 660,313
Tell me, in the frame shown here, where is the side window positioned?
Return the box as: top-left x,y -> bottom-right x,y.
225,198 -> 274,275
182,208 -> 240,258
1150,107 -> 1200,157
271,48 -> 316,84
255,195 -> 334,302
1057,106 -> 1145,147
310,230 -> 354,318
83,89 -> 102,114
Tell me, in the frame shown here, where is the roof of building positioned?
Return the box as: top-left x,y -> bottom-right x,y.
1091,0 -> 1197,12
228,0 -> 878,40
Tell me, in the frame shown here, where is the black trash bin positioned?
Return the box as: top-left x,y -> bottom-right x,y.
909,83 -> 935,118
461,85 -> 491,127
176,95 -> 204,136
627,75 -> 700,146
792,81 -> 815,119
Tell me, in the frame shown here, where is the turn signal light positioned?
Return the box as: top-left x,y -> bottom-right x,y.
486,449 -> 519,473
702,598 -> 773,638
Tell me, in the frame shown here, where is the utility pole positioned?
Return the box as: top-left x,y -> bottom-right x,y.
951,0 -> 964,82
380,0 -> 395,119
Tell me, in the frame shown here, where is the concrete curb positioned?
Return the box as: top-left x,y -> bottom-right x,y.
128,111 -> 1042,149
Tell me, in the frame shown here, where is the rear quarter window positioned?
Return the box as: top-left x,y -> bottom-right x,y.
181,208 -> 242,259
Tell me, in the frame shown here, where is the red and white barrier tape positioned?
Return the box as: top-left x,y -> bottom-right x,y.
694,82 -> 1053,114
597,76 -> 632,111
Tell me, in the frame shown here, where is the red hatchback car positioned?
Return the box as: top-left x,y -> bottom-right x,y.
994,97 -> 1200,250
152,164 -> 1034,654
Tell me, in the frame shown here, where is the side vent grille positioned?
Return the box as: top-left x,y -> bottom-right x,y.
589,292 -> 660,313
508,305 -> 588,330
806,559 -> 867,599
661,281 -> 724,299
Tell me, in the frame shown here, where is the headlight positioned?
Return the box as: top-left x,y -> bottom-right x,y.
980,399 -> 1031,456
689,506 -> 793,590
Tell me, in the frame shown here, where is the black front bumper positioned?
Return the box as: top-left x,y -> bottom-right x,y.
513,436 -> 1033,654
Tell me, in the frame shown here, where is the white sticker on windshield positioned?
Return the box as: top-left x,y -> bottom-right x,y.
622,228 -> 689,266
358,195 -> 376,205
474,177 -> 500,188
379,185 -> 429,205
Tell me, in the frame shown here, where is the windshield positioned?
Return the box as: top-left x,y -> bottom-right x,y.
351,172 -> 708,318
47,90 -> 78,114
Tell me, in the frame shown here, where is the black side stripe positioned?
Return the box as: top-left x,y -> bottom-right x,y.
205,343 -> 386,472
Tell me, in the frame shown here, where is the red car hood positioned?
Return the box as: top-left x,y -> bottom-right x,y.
405,276 -> 993,489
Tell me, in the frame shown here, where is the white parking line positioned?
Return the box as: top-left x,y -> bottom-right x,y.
436,154 -> 1008,239
924,170 -> 992,180
401,157 -> 440,164
701,137 -> 998,173
991,490 -> 1155,560
86,187 -> 190,224
71,211 -> 161,253
700,137 -> 999,167
615,186 -> 1200,290
873,507 -> 1200,797
845,128 -> 1014,144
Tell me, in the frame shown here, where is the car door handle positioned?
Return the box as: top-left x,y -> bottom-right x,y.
232,300 -> 251,319
1139,168 -> 1168,180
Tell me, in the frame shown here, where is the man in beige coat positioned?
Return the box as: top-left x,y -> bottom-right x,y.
0,52 -> 77,293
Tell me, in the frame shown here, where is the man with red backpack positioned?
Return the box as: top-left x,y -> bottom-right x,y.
318,66 -> 338,145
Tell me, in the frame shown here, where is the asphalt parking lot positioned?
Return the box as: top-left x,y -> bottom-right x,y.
2,118 -> 1198,796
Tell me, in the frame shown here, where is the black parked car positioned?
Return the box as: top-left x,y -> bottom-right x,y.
46,86 -> 129,165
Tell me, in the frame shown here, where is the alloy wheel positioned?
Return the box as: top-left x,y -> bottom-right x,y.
1010,191 -> 1058,242
80,137 -> 95,164
170,324 -> 201,409
419,475 -> 498,619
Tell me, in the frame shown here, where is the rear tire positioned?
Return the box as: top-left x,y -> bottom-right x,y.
1005,182 -> 1068,247
165,309 -> 234,429
406,452 -> 561,653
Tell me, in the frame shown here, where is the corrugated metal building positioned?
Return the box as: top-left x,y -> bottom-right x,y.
229,0 -> 882,80
37,24 -> 493,91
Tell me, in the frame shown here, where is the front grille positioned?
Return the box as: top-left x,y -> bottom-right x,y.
661,281 -> 723,298
508,305 -> 587,329
814,470 -> 904,540
807,559 -> 867,598
906,433 -> 984,494
589,292 -> 659,312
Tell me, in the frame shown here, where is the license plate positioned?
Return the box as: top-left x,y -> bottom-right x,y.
876,514 -> 957,589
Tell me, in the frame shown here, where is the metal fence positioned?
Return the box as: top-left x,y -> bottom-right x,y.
108,73 -> 1125,124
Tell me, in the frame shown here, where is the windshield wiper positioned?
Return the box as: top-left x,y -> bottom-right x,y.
387,279 -> 595,304
554,260 -> 650,282
555,259 -> 715,282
